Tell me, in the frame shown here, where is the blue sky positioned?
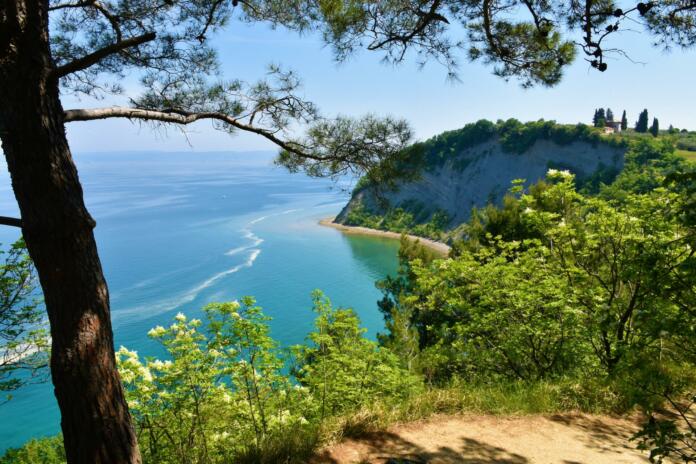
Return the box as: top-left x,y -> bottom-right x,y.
63,17 -> 696,154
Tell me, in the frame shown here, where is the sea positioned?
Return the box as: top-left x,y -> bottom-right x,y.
0,151 -> 401,451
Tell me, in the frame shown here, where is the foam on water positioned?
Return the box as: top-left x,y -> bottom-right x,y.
114,247 -> 262,324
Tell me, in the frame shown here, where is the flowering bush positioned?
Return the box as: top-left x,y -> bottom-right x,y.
116,293 -> 420,463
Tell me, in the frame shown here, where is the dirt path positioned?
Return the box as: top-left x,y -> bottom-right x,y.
313,413 -> 648,464
319,218 -> 451,256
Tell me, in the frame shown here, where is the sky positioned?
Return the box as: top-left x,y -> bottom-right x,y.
62,14 -> 696,154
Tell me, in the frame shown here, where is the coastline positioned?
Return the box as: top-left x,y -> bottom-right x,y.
319,218 -> 451,256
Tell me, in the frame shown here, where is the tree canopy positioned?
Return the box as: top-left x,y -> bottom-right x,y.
245,0 -> 695,87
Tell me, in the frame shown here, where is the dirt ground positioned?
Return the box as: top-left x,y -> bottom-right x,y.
313,413 -> 649,464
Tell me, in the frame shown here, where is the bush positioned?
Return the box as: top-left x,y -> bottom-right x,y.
0,436 -> 65,464
292,291 -> 421,419
112,291 -> 419,463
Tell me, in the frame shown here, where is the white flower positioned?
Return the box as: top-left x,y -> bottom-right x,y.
547,168 -> 573,179
147,326 -> 166,338
523,207 -> 534,214
175,312 -> 187,322
150,360 -> 164,369
141,367 -> 153,382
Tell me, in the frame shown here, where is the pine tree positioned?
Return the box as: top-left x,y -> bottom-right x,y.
621,110 -> 628,131
606,108 -> 614,122
650,117 -> 660,137
592,109 -> 600,127
636,109 -> 649,133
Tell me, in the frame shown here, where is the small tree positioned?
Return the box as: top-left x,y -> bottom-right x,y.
117,299 -> 315,463
0,240 -> 48,403
636,109 -> 650,133
650,118 -> 660,137
293,291 -> 420,418
621,110 -> 629,131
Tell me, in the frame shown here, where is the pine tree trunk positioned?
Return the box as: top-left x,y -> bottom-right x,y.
0,0 -> 141,462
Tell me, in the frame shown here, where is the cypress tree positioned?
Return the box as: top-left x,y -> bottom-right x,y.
595,108 -> 606,128
621,110 -> 628,131
606,108 -> 614,122
592,109 -> 600,127
650,117 -> 660,137
636,109 -> 649,133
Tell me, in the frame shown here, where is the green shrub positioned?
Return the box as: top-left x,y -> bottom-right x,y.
292,291 -> 421,418
0,436 -> 65,464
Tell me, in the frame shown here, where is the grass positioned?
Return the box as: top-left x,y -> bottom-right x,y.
676,149 -> 696,163
1,379 -> 631,464
321,379 -> 627,444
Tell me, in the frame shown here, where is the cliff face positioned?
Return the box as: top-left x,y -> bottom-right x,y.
336,136 -> 625,228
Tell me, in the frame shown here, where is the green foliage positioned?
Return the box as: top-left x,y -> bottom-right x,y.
675,131 -> 696,152
600,138 -> 687,199
495,118 -> 610,154
292,291 -> 421,418
112,292 -> 418,463
117,298 -> 315,463
0,436 -> 66,464
345,119 -> 627,239
344,202 -> 450,241
451,179 -> 547,255
396,119 -> 616,172
321,377 -> 625,438
374,147 -> 696,461
634,395 -> 696,463
0,239 -> 48,402
406,169 -> 694,377
410,239 -> 587,382
376,237 -> 440,372
420,119 -> 497,168
277,114 -> 419,186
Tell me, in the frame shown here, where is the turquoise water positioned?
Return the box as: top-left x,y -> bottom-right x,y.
0,151 -> 400,451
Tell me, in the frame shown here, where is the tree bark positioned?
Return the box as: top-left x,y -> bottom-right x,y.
0,0 -> 141,462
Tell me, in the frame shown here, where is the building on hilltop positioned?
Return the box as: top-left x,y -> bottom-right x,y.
603,120 -> 622,134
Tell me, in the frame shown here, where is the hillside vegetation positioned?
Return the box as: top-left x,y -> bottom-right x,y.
336,119 -> 635,241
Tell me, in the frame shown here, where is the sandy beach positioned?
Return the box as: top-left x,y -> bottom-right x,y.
319,218 -> 451,256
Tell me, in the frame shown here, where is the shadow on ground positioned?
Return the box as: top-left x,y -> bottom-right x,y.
314,431 -> 529,464
312,413 -> 648,464
548,413 -> 639,454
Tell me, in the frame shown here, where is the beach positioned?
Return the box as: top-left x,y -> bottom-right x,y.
319,218 -> 451,256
